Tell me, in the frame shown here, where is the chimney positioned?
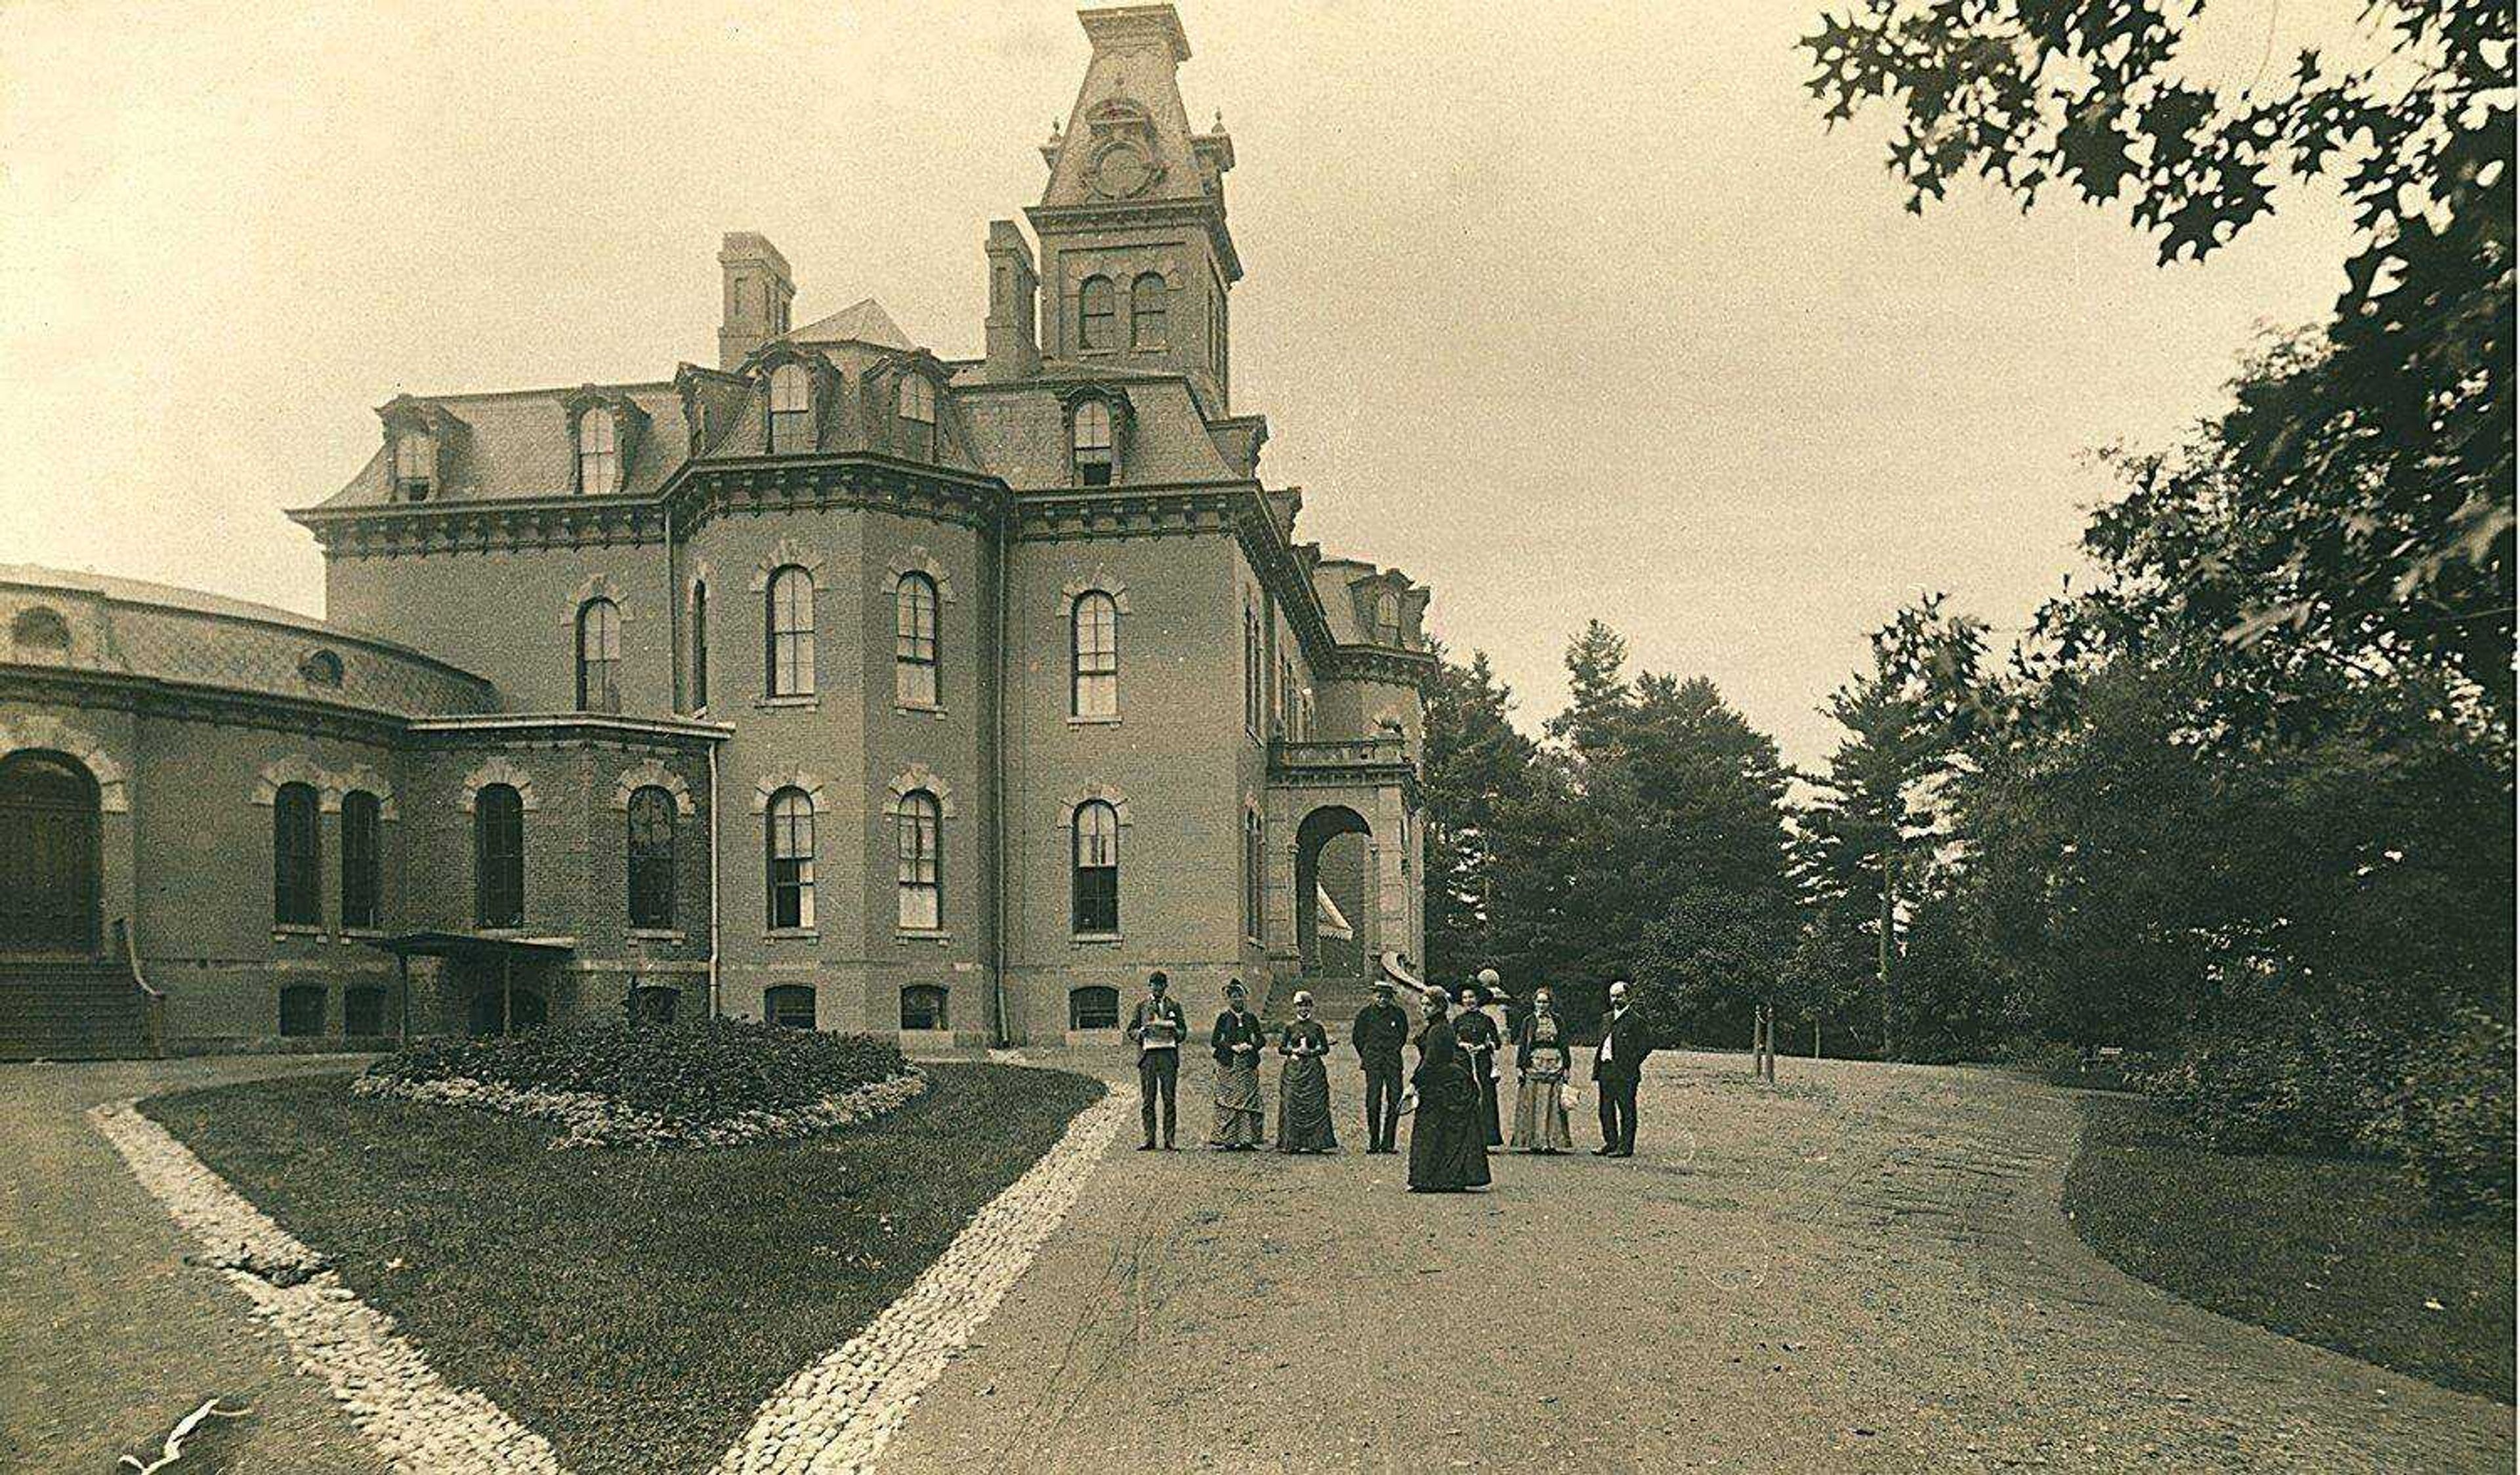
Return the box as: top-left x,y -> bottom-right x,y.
718,232 -> 793,371
983,220 -> 1040,382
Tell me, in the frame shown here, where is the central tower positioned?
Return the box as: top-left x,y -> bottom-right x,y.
1026,4 -> 1240,412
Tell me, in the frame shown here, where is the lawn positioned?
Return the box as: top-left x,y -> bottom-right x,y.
2063,1095 -> 2515,1402
142,1062 -> 1105,1475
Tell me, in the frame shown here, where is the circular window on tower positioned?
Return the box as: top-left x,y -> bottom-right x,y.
1088,140 -> 1157,200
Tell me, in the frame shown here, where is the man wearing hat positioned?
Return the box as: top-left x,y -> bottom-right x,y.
1590,978 -> 1653,1157
1351,975 -> 1413,1153
1125,970 -> 1188,1150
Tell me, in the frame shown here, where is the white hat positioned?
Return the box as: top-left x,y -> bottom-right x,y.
1608,980 -> 1630,999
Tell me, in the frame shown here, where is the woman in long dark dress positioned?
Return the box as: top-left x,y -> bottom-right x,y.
1407,992 -> 1492,1192
1274,990 -> 1338,1153
1452,986 -> 1505,1147
1208,979 -> 1267,1150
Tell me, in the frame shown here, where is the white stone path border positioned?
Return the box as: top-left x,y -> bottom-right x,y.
90,1101 -> 566,1475
96,1079 -> 1129,1475
711,1088 -> 1132,1475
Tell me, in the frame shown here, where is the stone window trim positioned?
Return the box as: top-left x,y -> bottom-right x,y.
887,547 -> 959,607
1059,385 -> 1133,485
460,757 -> 540,812
896,928 -> 953,944
755,694 -> 821,713
562,573 -> 633,627
883,765 -> 957,819
750,769 -> 829,815
560,386 -> 649,497
749,538 -> 828,592
1054,573 -> 1130,619
0,716 -> 130,812
610,759 -> 692,813
251,757 -> 398,820
1051,781 -> 1133,830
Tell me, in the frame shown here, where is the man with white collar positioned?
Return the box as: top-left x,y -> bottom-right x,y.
1590,979 -> 1653,1157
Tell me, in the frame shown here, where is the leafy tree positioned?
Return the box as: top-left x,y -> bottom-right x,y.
1805,0 -> 2514,727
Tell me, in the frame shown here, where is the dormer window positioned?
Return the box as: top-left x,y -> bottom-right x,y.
1073,398 -> 1114,486
897,374 -> 936,461
1080,275 -> 1116,352
1373,592 -> 1402,646
768,363 -> 813,453
576,407 -> 620,493
393,432 -> 435,501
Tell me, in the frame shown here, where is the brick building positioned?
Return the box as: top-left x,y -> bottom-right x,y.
0,3 -> 1431,1057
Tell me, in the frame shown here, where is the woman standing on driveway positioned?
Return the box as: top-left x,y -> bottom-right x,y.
1208,979 -> 1268,1150
1509,986 -> 1575,1153
1407,991 -> 1492,1192
1274,991 -> 1338,1153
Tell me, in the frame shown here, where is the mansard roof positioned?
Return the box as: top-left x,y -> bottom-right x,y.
317,381 -> 686,509
789,297 -> 913,350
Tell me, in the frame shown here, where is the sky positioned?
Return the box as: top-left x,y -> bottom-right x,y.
0,0 -> 2376,765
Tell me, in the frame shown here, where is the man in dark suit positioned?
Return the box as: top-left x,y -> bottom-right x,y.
1125,971 -> 1188,1150
1351,977 -> 1412,1153
1590,978 -> 1652,1157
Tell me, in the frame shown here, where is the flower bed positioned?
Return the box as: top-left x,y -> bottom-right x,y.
353,1019 -> 926,1149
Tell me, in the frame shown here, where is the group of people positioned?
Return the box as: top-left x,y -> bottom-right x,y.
1122,967 -> 1656,1194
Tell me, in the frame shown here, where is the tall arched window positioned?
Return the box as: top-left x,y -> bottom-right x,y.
1374,592 -> 1402,646
768,363 -> 813,452
1072,799 -> 1120,934
1070,591 -> 1118,718
576,598 -> 621,712
340,791 -> 381,930
896,374 -> 936,461
1131,272 -> 1167,348
1242,604 -> 1263,735
765,566 -> 815,697
895,573 -> 939,707
392,432 -> 434,501
1079,275 -> 1116,350
766,787 -> 815,930
1243,809 -> 1265,944
1072,398 -> 1114,485
474,783 -> 525,928
627,785 -> 676,930
896,791 -> 942,930
577,408 -> 619,493
272,782 -> 321,927
688,581 -> 709,710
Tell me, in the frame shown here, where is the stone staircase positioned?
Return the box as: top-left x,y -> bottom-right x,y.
0,955 -> 159,1061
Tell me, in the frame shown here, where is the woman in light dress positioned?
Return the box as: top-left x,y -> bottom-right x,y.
1509,985 -> 1575,1153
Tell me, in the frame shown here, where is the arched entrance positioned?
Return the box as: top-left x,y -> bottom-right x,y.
0,750 -> 100,955
1293,805 -> 1372,980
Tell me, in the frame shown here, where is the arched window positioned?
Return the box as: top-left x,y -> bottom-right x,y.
766,787 -> 814,930
765,983 -> 817,1029
896,790 -> 942,930
340,791 -> 381,930
765,566 -> 815,697
1242,604 -> 1262,734
299,648 -> 344,688
393,432 -> 434,501
896,374 -> 936,461
688,581 -> 709,710
1072,398 -> 1114,485
576,598 -> 621,713
474,783 -> 525,928
1243,809 -> 1265,944
1131,272 -> 1167,348
1070,591 -> 1118,718
900,984 -> 948,1031
1072,799 -> 1120,934
768,363 -> 813,453
9,606 -> 70,655
1068,984 -> 1121,1031
894,573 -> 939,707
1373,592 -> 1402,646
1079,275 -> 1116,351
627,785 -> 676,930
272,782 -> 321,927
577,407 -> 619,493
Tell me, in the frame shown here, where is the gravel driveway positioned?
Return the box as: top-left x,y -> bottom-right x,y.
0,1054 -> 391,1474
876,1048 -> 2514,1475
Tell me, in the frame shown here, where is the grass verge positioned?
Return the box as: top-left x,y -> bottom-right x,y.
143,1062 -> 1104,1475
2064,1094 -> 2513,1402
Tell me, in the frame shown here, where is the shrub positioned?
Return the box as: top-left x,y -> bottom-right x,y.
2385,1011 -> 2516,1215
2133,1003 -> 2401,1155
362,1018 -> 911,1127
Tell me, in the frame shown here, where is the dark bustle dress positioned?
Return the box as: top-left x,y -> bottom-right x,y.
1407,1018 -> 1492,1192
1274,1018 -> 1337,1153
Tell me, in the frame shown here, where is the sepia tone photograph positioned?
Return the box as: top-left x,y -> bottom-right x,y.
1,1 -> 2511,1471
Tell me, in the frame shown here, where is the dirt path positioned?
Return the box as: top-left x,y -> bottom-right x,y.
877,1049 -> 2514,1475
0,1055 -> 390,1475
